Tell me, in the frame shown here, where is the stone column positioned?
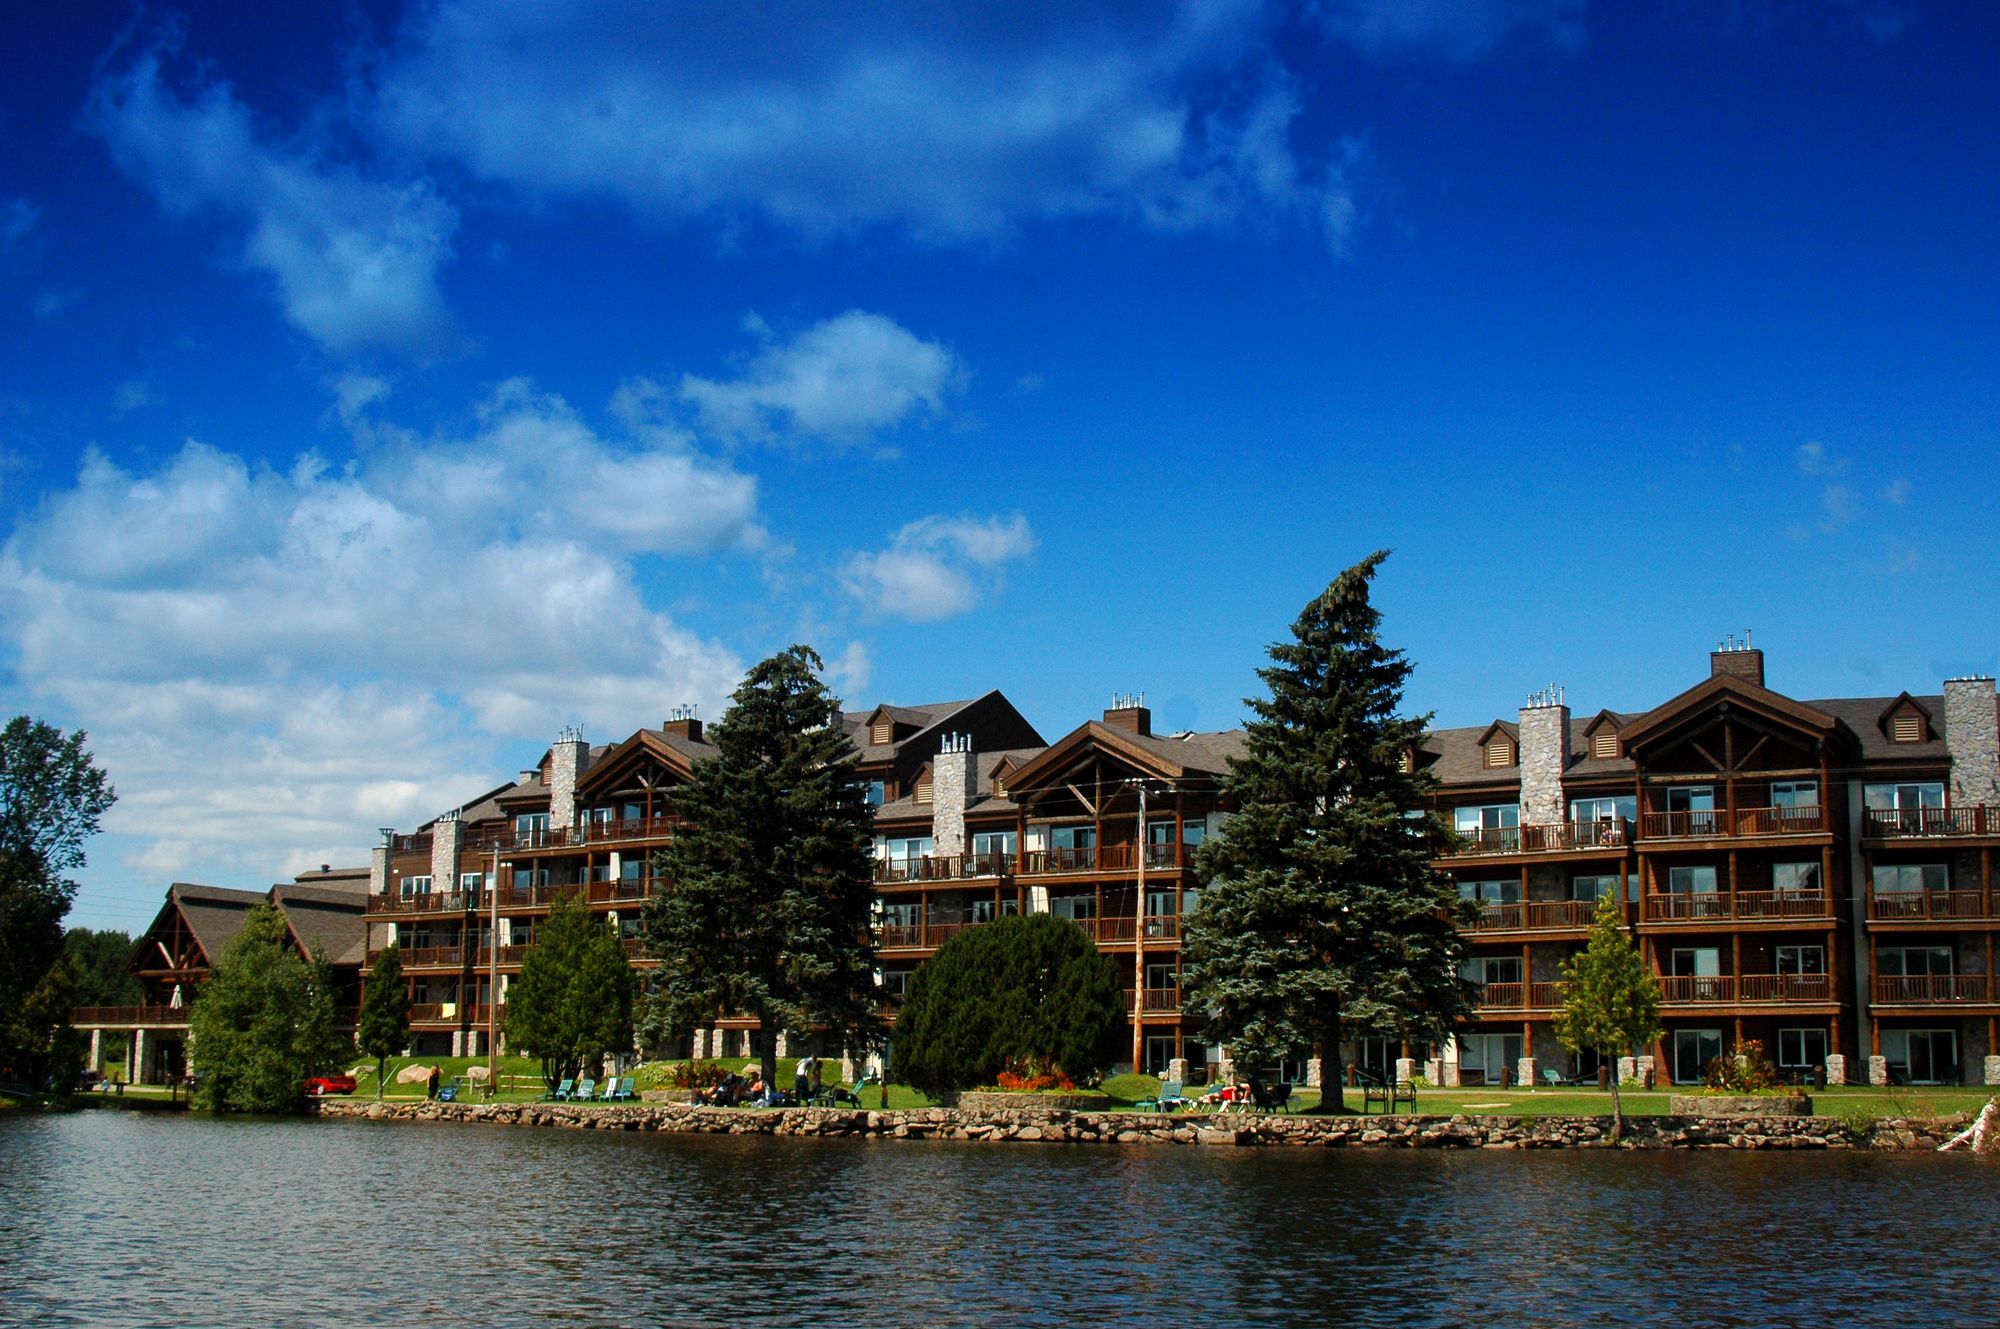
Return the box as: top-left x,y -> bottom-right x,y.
1984,1056 -> 2000,1087
369,842 -> 389,898
1395,1057 -> 1417,1084
450,1030 -> 466,1057
548,728 -> 589,830
87,1028 -> 101,1073
773,1031 -> 789,1058
1441,1061 -> 1462,1088
1303,1056 -> 1322,1088
431,811 -> 464,896
931,735 -> 973,858
132,1029 -> 153,1086
1825,1053 -> 1849,1086
1635,1055 -> 1656,1088
1166,1057 -> 1189,1083
840,1054 -> 858,1085
1945,677 -> 2000,807
1216,1054 -> 1236,1085
1617,1055 -> 1636,1085
1516,1056 -> 1538,1089
1422,1058 -> 1442,1085
1517,694 -> 1571,827
1868,1055 -> 1890,1086
692,1029 -> 709,1058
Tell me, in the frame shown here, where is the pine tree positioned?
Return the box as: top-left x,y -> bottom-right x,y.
356,943 -> 411,1100
503,893 -> 634,1093
188,904 -> 346,1113
893,913 -> 1125,1101
643,645 -> 880,1095
1181,551 -> 1470,1112
1553,888 -> 1662,1142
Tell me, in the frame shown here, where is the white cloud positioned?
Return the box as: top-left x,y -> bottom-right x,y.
1795,440 -> 1848,475
367,1 -> 1351,246
87,50 -> 459,357
111,379 -> 157,414
31,288 -> 83,319
0,196 -> 38,253
0,384 -> 761,905
1882,477 -> 1911,507
842,512 -> 1036,621
828,641 -> 873,699
679,311 -> 961,447
1318,0 -> 1589,62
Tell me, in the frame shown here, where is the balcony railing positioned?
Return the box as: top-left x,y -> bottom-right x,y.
1865,806 -> 2000,839
1465,899 -> 1602,932
1657,973 -> 1832,1004
1644,892 -> 1733,922
1868,889 -> 1988,922
1016,844 -> 1195,876
1734,890 -> 1834,919
1641,806 -> 1826,840
1872,975 -> 1992,1004
369,890 -> 483,916
1130,987 -> 1181,1013
406,1003 -> 498,1025
70,1004 -> 192,1027
1441,820 -> 1630,858
874,852 -> 1017,883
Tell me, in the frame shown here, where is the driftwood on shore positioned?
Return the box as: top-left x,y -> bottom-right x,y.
1938,1099 -> 2000,1152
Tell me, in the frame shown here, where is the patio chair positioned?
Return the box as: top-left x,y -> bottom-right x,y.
547,1077 -> 574,1101
572,1077 -> 597,1102
1136,1079 -> 1186,1112
1541,1068 -> 1577,1088
1251,1081 -> 1294,1114
813,1086 -> 863,1108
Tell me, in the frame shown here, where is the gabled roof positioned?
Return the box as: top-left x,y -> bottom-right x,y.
871,746 -> 1047,821
1617,672 -> 1842,751
576,726 -> 711,798
1875,691 -> 1933,731
270,886 -> 368,967
1006,721 -> 1241,795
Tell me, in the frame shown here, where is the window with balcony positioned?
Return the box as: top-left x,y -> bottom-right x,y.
1873,864 -> 1950,894
458,872 -> 484,894
400,875 -> 432,899
1864,782 -> 1947,834
1673,1030 -> 1724,1082
1458,879 -> 1519,905
1772,862 -> 1820,895
1570,795 -> 1636,827
1668,865 -> 1719,894
1571,874 -> 1620,902
1883,1029 -> 1958,1085
1459,1032 -> 1523,1083
880,969 -> 913,997
1461,956 -> 1522,986
1670,947 -> 1720,977
1771,782 -> 1818,808
1048,894 -> 1096,921
511,867 -> 550,890
1454,804 -> 1519,850
515,812 -> 549,843
879,902 -> 919,929
1145,962 -> 1178,990
1051,825 -> 1096,850
1878,946 -> 1954,976
1664,786 -> 1719,834
1778,1028 -> 1827,1069
620,858 -> 643,881
1776,945 -> 1825,975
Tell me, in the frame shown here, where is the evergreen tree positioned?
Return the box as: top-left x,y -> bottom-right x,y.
0,718 -> 115,1073
188,904 -> 346,1113
643,645 -> 879,1095
62,927 -> 144,1006
894,913 -> 1126,1102
1181,552 -> 1471,1111
356,943 -> 411,1100
1553,888 -> 1663,1142
504,893 -> 634,1092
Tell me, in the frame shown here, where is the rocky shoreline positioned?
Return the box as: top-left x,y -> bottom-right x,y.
311,1097 -> 1968,1150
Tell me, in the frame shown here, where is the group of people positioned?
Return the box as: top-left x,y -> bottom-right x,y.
696,1054 -> 826,1108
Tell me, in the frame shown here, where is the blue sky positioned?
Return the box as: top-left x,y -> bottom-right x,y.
2,1 -> 1994,933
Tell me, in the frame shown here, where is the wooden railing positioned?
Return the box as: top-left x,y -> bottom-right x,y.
1734,890 -> 1833,919
1137,987 -> 1181,1013
1474,982 -> 1527,1010
1658,974 -> 1832,1004
1873,974 -> 1991,1004
1868,890 -> 1987,921
369,890 -> 484,916
1644,892 -> 1733,922
70,1005 -> 192,1027
1016,844 -> 1195,876
1465,899 -> 1602,932
874,852 -> 1016,883
406,1003 -> 499,1025
1440,820 -> 1630,858
1641,806 -> 1825,840
1865,806 -> 2000,838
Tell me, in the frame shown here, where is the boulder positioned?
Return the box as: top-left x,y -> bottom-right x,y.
396,1063 -> 435,1085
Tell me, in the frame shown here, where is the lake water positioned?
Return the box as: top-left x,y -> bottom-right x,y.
2,1109 -> 1997,1328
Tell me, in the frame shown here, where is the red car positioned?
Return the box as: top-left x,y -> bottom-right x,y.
305,1074 -> 357,1096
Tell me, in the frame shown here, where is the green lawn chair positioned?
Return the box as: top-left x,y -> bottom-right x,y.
1135,1079 -> 1185,1112
572,1077 -> 597,1102
608,1076 -> 635,1102
549,1077 -> 575,1101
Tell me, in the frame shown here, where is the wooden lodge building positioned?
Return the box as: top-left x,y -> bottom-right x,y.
79,642 -> 2000,1089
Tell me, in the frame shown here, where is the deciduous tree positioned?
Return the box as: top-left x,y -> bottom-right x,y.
188,904 -> 345,1113
643,646 -> 879,1095
1181,552 -> 1471,1111
1552,888 -> 1662,1141
505,893 -> 634,1093
893,913 -> 1125,1101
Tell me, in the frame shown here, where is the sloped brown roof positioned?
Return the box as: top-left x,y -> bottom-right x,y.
271,888 -> 368,967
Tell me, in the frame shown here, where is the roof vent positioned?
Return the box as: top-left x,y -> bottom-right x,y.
1104,692 -> 1151,737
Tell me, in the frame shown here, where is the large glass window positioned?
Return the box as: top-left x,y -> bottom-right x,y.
971,830 -> 1017,856
1873,864 -> 1950,893
1455,805 -> 1519,837
1673,1029 -> 1724,1083
1571,874 -> 1620,902
1570,795 -> 1636,825
1668,865 -> 1719,893
885,835 -> 934,862
1461,956 -> 1522,986
1051,825 -> 1096,849
1865,782 -> 1945,811
1458,879 -> 1519,905
1776,945 -> 1825,975
1883,1029 -> 1959,1085
1778,1028 -> 1827,1069
1049,894 -> 1095,921
864,781 -> 886,807
1772,862 -> 1820,894
514,812 -> 549,845
1770,781 -> 1819,808
401,874 -> 432,899
1458,1033 -> 1523,1083
1666,786 -> 1719,833
1878,946 -> 1954,976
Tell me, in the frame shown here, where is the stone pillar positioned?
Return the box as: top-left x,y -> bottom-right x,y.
132,1029 -> 153,1086
1217,1055 -> 1236,1085
1440,1061 -> 1462,1088
548,728 -> 589,830
840,1054 -> 858,1085
431,810 -> 464,897
1517,1056 -> 1538,1089
1617,1055 -> 1635,1085
1395,1057 -> 1417,1084
692,1029 -> 709,1058
1944,677 -> 2000,807
931,734 -> 973,858
1422,1058 -> 1442,1085
773,1031 -> 789,1058
1517,694 -> 1571,826
1303,1057 -> 1322,1088
1166,1057 -> 1190,1083
1636,1055 -> 1656,1088
450,1030 -> 466,1057
87,1028 -> 101,1073
1868,1055 -> 1890,1086
369,842 -> 389,899
1825,1053 -> 1849,1086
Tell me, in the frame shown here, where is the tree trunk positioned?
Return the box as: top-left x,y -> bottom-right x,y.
1321,1012 -> 1345,1113
375,1055 -> 385,1101
760,1044 -> 779,1105
1607,1052 -> 1624,1145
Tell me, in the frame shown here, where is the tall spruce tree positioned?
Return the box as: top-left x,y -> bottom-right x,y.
1553,888 -> 1662,1142
1181,552 -> 1471,1111
188,904 -> 345,1113
643,645 -> 879,1096
356,943 -> 411,1100
504,893 -> 634,1093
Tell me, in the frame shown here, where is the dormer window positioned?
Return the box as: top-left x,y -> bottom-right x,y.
1892,713 -> 1924,744
1398,748 -> 1414,774
1483,739 -> 1515,769
1591,732 -> 1620,760
915,775 -> 933,805
871,717 -> 892,746
992,772 -> 1008,799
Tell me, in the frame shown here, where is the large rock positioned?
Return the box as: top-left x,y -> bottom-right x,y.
1670,1094 -> 1812,1117
396,1064 -> 436,1085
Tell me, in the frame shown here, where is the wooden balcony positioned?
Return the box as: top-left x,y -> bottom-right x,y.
1642,891 -> 1832,923
1439,820 -> 1630,860
875,913 -> 1179,952
504,817 -> 678,853
1864,806 -> 2000,840
1127,987 -> 1181,1014
1640,806 -> 1827,840
1465,899 -> 1601,933
1015,843 -> 1192,877
1471,982 -> 1564,1012
1657,973 -> 1833,1005
874,852 -> 1016,883
70,1004 -> 192,1028
1867,889 -> 1988,922
407,1003 -> 498,1026
368,890 -> 484,916
1872,975 -> 1992,1005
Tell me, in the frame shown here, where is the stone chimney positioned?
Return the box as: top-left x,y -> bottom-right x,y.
548,724 -> 589,828
430,810 -> 464,896
369,841 -> 389,898
1103,692 -> 1151,737
1945,676 -> 2000,806
1518,686 -> 1570,826
662,703 -> 704,744
1710,631 -> 1765,688
931,733 -> 973,857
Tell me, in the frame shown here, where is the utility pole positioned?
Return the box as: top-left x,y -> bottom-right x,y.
487,842 -> 500,1095
1132,779 -> 1147,1077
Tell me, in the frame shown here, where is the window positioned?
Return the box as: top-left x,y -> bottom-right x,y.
1458,1033 -> 1523,1083
864,781 -> 886,807
1770,781 -> 1818,808
879,969 -> 912,998
512,867 -> 550,890
1570,796 -> 1636,826
1458,879 -> 1519,905
915,776 -> 933,806
1666,785 -> 1719,833
1775,945 -> 1825,975
1670,947 -> 1720,977
1145,962 -> 1178,990
1181,819 -> 1207,847
1873,864 -> 1949,893
400,875 -> 432,898
1590,731 -> 1620,760
1454,804 -> 1519,848
1668,865 -> 1718,894
971,830 -> 1017,857
1878,946 -> 1954,976
458,872 -> 484,894
1483,738 -> 1515,768
1571,874 -> 1619,902
1778,1028 -> 1827,1069
871,718 -> 892,746
514,812 -> 550,846
1051,825 -> 1096,849
879,902 -> 919,928
1891,712 -> 1925,743
1049,893 -> 1095,921
1883,1029 -> 1958,1085
885,835 -> 934,864
1673,1030 -> 1724,1084
1772,862 -> 1820,894
1461,956 -> 1522,986
620,858 -> 644,881
1865,782 -> 1946,833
